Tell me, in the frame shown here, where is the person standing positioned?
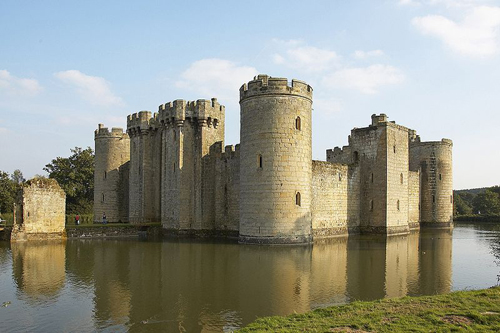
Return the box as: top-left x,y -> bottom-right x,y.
75,214 -> 80,225
102,212 -> 107,224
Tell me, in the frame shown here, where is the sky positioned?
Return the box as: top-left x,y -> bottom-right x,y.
1,0 -> 499,190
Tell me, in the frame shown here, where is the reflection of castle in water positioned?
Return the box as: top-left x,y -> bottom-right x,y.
11,241 -> 66,302
10,232 -> 452,331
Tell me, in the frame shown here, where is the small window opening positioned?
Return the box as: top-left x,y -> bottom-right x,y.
353,151 -> 359,162
295,116 -> 301,130
258,154 -> 263,168
338,173 -> 342,181
102,193 -> 105,202
173,163 -> 176,173
371,173 -> 374,183
296,192 -> 301,206
370,200 -> 374,211
104,171 -> 107,180
432,195 -> 435,203
400,173 -> 403,184
397,200 -> 400,211
393,145 -> 396,153
418,203 -> 421,210
439,174 -> 442,181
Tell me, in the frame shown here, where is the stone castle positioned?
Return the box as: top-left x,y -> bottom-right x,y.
94,74 -> 453,244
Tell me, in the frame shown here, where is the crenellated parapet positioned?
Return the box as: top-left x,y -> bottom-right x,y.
126,111 -> 159,136
239,74 -> 313,102
95,124 -> 128,140
157,98 -> 224,129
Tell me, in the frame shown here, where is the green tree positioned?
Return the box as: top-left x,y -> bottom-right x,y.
473,190 -> 500,215
10,169 -> 25,184
44,147 -> 94,214
0,171 -> 16,214
454,192 -> 473,216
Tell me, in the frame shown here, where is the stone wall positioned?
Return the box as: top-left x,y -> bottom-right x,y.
239,75 -> 313,244
311,161 -> 348,237
94,125 -> 130,223
11,178 -> 66,241
408,170 -> 420,228
215,144 -> 240,233
410,139 -> 453,226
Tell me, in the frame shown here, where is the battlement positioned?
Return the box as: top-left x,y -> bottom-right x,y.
411,138 -> 453,147
239,74 -> 313,101
222,144 -> 240,160
95,124 -> 128,139
158,98 -> 224,126
126,111 -> 159,133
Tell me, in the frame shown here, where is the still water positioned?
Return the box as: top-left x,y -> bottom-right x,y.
0,223 -> 499,332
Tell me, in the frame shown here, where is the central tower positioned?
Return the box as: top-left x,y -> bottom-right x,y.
239,75 -> 313,244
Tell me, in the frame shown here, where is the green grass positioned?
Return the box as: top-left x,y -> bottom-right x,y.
239,287 -> 500,332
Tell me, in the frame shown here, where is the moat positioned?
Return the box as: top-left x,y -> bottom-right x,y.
0,223 -> 499,332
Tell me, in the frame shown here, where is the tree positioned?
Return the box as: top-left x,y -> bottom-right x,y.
454,192 -> 473,216
473,190 -> 500,215
0,171 -> 16,214
44,147 -> 94,214
10,169 -> 25,184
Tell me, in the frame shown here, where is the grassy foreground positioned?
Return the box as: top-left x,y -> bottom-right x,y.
239,287 -> 500,332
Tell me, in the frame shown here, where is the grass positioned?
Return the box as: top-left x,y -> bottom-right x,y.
239,287 -> 500,332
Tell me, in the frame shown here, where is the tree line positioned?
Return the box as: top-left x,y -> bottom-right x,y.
454,186 -> 500,216
0,147 -> 94,216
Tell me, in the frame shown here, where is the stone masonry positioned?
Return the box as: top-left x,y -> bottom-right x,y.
94,74 -> 453,244
12,178 -> 66,241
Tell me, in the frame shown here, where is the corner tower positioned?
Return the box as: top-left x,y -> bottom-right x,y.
94,124 -> 130,223
239,75 -> 313,244
410,138 -> 453,228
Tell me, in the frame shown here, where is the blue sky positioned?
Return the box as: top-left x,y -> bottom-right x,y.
1,0 -> 499,189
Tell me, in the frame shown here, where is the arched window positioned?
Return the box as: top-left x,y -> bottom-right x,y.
400,173 -> 403,184
397,200 -> 400,211
296,192 -> 301,206
258,154 -> 263,168
295,116 -> 301,130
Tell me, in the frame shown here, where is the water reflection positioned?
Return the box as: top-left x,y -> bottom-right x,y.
11,241 -> 66,302
4,230 -> 457,332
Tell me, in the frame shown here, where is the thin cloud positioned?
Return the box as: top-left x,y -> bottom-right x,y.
412,6 -> 500,57
323,64 -> 404,94
54,70 -> 124,107
272,40 -> 339,73
0,70 -> 42,96
353,50 -> 384,59
175,58 -> 258,100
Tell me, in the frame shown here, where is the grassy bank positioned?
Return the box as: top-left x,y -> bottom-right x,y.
239,287 -> 500,332
455,214 -> 500,222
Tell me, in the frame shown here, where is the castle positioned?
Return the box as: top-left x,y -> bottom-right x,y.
94,74 -> 453,244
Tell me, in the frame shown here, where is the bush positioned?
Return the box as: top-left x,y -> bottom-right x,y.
66,214 -> 94,225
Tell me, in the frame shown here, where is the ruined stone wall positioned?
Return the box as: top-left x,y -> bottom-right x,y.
311,161 -> 348,237
12,178 -> 66,241
408,170 -> 420,227
158,99 -> 225,232
94,125 -> 130,223
410,139 -> 453,227
239,75 -> 313,244
214,144 -> 240,234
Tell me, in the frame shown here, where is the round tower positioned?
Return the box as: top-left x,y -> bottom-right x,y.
239,75 -> 313,244
410,139 -> 453,227
94,124 -> 130,223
